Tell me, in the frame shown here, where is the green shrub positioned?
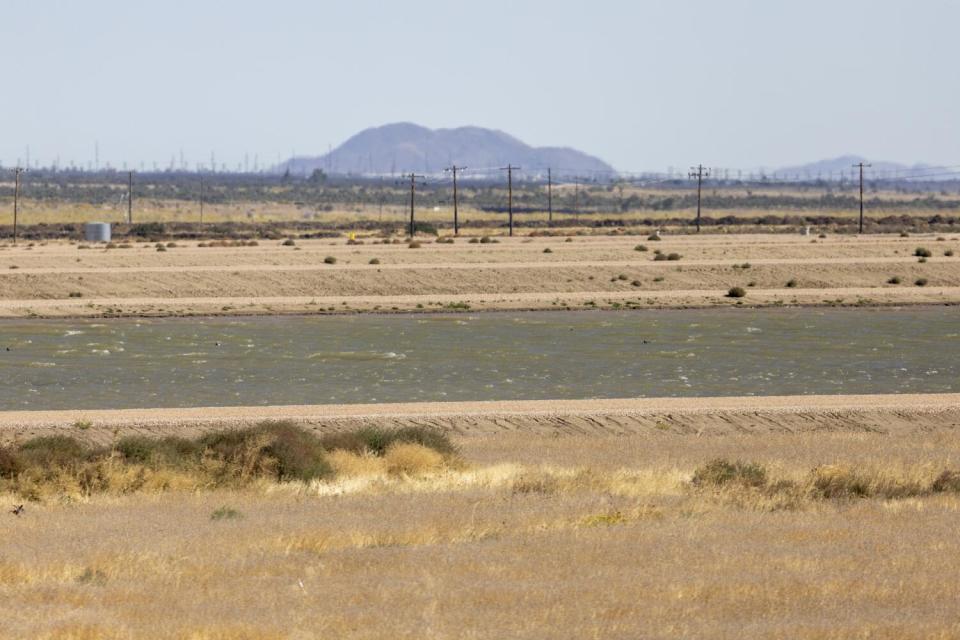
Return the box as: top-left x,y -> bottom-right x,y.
320,426 -> 456,457
369,258 -> 380,265
727,286 -> 746,298
199,422 -> 332,482
323,256 -> 337,264
915,247 -> 932,257
666,253 -> 681,261
887,276 -> 901,285
18,436 -> 88,469
692,459 -> 766,488
543,248 -> 553,253
634,244 -> 648,252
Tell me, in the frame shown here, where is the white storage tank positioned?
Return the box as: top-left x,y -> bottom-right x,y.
85,222 -> 111,243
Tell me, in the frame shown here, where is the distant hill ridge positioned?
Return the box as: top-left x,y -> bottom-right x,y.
279,123 -> 616,177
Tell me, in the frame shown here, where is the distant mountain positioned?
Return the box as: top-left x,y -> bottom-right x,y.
278,123 -> 616,177
777,155 -> 942,179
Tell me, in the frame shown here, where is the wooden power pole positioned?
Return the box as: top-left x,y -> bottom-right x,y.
547,167 -> 553,223
12,167 -> 22,245
500,164 -> 521,236
689,164 -> 710,232
407,173 -> 424,237
853,161 -> 871,233
199,175 -> 204,224
444,165 -> 466,235
127,171 -> 133,224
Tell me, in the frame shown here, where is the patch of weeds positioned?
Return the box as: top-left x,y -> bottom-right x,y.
692,459 -> 767,489
634,244 -> 648,252
581,510 -> 627,527
74,419 -> 92,431
210,506 -> 243,521
915,278 -> 928,286
76,568 -> 107,586
726,286 -> 746,298
323,256 -> 337,264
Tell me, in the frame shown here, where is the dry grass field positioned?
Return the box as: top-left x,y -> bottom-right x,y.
3,404 -> 960,638
0,232 -> 958,318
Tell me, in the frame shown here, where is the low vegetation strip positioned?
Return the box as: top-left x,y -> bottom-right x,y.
0,422 -> 459,500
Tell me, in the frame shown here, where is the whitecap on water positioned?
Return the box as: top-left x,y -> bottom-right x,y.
307,351 -> 406,361
28,362 -> 57,367
63,330 -> 84,337
746,327 -> 762,333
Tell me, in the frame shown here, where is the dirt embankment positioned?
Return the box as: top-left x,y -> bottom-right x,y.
1,394 -> 957,445
0,233 -> 957,317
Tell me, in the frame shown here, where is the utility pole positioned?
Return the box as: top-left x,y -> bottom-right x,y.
853,161 -> 871,233
547,168 -> 553,223
444,165 -> 466,235
407,173 -> 424,237
127,171 -> 133,224
689,164 -> 709,232
199,175 -> 204,224
12,167 -> 22,245
499,164 -> 520,236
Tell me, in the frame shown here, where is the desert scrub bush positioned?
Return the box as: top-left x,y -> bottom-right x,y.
691,459 -> 767,489
726,286 -> 746,298
319,425 -> 456,458
479,236 -> 493,244
808,465 -> 926,500
634,244 -> 648,252
323,256 -> 337,264
198,421 -> 333,482
915,247 -> 932,257
915,278 -> 928,287
210,506 -> 243,521
647,233 -> 661,241
368,258 -> 380,265
155,243 -> 167,252
666,252 -> 681,261
887,276 -> 901,284
946,250 -> 955,257
543,247 -> 553,253
785,278 -> 798,288
408,241 -> 422,249
281,238 -> 296,246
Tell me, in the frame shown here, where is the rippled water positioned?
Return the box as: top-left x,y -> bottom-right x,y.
0,308 -> 957,410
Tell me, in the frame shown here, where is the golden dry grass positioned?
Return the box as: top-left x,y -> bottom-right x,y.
4,427 -> 960,638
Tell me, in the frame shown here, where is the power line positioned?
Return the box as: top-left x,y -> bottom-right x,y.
499,164 -> 520,236
443,165 -> 466,235
13,167 -> 22,245
688,164 -> 710,232
853,161 -> 871,233
406,173 -> 425,237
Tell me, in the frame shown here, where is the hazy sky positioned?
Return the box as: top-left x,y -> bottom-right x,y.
2,0 -> 957,172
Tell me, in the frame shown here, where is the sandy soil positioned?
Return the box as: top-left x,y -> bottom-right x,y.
0,233 -> 957,317
2,393 -> 957,444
